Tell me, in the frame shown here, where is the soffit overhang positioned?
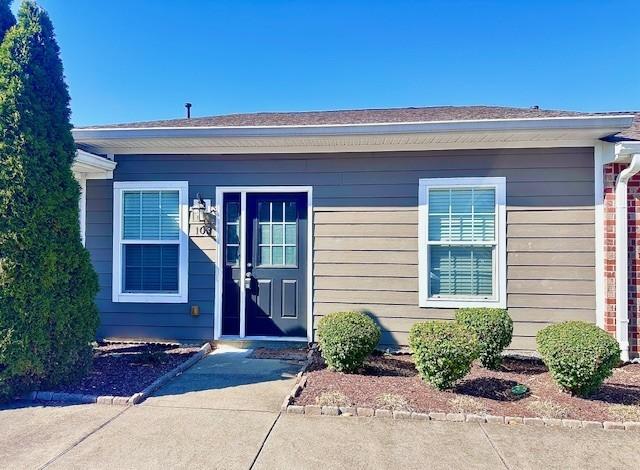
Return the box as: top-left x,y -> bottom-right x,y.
72,115 -> 635,155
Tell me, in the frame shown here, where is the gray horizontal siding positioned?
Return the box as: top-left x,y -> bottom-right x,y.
84,147 -> 596,351
85,179 -> 215,342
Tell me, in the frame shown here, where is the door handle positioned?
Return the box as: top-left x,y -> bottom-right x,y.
244,271 -> 252,289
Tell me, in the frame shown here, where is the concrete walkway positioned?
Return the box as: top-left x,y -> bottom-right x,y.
1,347 -> 639,469
142,345 -> 301,412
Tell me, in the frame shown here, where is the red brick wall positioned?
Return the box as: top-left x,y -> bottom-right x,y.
629,172 -> 640,356
603,163 -> 640,357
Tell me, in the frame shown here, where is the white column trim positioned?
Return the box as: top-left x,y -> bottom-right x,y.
78,173 -> 87,246
239,192 -> 247,338
594,142 -> 615,329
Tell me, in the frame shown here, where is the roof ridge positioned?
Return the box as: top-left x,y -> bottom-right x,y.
221,104 -> 541,115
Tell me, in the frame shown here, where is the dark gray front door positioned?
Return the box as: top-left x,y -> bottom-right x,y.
245,193 -> 307,337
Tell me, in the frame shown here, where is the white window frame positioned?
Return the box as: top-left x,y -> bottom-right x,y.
418,177 -> 506,308
112,181 -> 189,303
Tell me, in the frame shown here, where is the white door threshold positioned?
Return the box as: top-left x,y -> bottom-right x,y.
217,335 -> 308,343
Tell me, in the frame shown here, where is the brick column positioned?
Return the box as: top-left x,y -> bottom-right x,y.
629,172 -> 640,357
603,162 -> 640,358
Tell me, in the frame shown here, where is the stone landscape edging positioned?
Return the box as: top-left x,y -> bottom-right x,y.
20,341 -> 212,407
283,349 -> 640,432
133,341 -> 212,405
280,345 -> 316,411
284,402 -> 640,432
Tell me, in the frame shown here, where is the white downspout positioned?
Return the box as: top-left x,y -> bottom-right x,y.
615,154 -> 640,362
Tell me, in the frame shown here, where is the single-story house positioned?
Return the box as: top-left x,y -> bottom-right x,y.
70,106 -> 640,360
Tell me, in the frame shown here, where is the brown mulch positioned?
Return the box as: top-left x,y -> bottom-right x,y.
249,347 -> 308,362
53,342 -> 199,397
295,353 -> 640,422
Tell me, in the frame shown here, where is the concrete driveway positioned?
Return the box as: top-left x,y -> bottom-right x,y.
1,347 -> 639,469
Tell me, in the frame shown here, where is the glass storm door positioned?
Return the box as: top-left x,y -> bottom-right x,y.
245,193 -> 307,337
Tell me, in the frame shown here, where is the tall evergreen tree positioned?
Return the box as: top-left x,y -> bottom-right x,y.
0,0 -> 15,37
0,1 -> 99,400
0,0 -> 15,399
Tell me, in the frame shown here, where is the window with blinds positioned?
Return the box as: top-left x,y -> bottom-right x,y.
121,190 -> 180,293
419,177 -> 506,308
428,187 -> 495,298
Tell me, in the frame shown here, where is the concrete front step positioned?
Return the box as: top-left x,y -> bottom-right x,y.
212,339 -> 309,350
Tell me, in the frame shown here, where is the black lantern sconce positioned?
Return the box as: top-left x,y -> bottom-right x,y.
192,193 -> 216,237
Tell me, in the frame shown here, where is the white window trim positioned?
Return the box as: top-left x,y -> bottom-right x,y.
112,181 -> 189,303
418,176 -> 506,309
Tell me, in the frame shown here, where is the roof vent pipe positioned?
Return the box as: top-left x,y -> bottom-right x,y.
185,102 -> 192,119
615,153 -> 640,362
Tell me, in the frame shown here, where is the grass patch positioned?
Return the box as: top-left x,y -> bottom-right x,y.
315,391 -> 352,407
375,393 -> 411,412
608,404 -> 640,422
526,400 -> 570,419
449,396 -> 488,414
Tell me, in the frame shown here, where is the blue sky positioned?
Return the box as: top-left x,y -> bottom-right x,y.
13,0 -> 640,126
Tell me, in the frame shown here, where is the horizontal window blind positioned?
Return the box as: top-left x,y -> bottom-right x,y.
124,244 -> 179,293
428,188 -> 495,242
429,246 -> 493,296
428,186 -> 496,298
113,181 -> 188,303
123,191 -> 180,240
121,189 -> 181,294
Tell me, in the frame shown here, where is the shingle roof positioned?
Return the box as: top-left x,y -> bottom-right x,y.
609,112 -> 640,141
78,105 -> 640,140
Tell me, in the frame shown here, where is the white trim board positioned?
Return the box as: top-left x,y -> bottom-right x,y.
78,174 -> 87,245
418,177 -> 507,309
74,115 -> 634,136
72,151 -> 116,244
614,141 -> 640,161
594,142 -> 616,328
74,136 -> 620,156
112,181 -> 190,303
217,336 -> 308,343
239,191 -> 247,338
72,149 -> 116,178
73,115 -> 634,156
214,186 -> 314,342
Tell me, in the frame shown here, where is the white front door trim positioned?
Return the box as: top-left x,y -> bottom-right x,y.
214,186 -> 313,342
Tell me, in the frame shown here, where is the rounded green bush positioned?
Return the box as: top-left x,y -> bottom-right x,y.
408,321 -> 479,390
536,321 -> 620,396
455,308 -> 513,370
317,311 -> 381,373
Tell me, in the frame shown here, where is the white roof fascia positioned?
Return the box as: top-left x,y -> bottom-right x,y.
72,149 -> 116,179
73,115 -> 635,140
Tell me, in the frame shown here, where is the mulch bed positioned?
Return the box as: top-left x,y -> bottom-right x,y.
53,342 -> 199,397
295,353 -> 640,422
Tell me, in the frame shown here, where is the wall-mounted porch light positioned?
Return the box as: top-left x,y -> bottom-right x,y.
191,193 -> 216,237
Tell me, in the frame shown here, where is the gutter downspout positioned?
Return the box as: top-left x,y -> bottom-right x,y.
615,154 -> 640,362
